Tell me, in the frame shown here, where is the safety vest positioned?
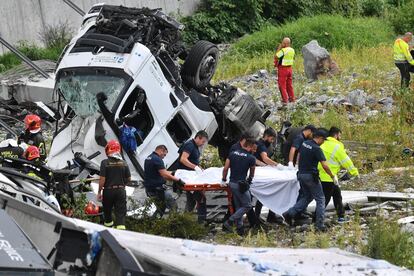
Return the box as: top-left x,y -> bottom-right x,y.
393,38 -> 414,65
276,47 -> 295,66
318,137 -> 359,182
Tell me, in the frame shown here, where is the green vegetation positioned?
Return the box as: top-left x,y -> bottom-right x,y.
0,21 -> 71,73
0,42 -> 64,73
364,217 -> 414,269
182,0 -> 405,44
126,200 -> 207,239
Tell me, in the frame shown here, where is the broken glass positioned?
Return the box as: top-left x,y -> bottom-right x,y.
57,68 -> 130,117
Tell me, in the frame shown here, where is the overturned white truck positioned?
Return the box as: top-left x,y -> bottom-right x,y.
48,4 -> 268,181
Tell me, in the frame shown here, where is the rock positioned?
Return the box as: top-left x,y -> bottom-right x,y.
346,89 -> 366,107
313,94 -> 330,105
403,187 -> 414,193
366,96 -> 377,106
367,110 -> 379,117
302,40 -> 334,81
378,97 -> 393,105
258,69 -> 268,78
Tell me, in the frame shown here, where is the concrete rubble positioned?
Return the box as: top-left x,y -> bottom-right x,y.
302,40 -> 339,81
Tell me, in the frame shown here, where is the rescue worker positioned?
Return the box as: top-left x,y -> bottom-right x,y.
230,133 -> 265,166
0,134 -> 24,167
275,37 -> 295,104
318,127 -> 359,223
222,138 -> 256,235
23,145 -> 43,180
144,145 -> 185,218
288,125 -> 316,168
230,134 -> 262,228
255,128 -> 279,166
394,32 -> 414,88
282,126 -> 302,164
19,114 -> 47,161
254,127 -> 284,223
97,140 -> 130,230
178,130 -> 209,222
283,129 -> 336,231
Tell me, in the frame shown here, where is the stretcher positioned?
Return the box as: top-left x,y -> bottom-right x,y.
181,183 -> 234,214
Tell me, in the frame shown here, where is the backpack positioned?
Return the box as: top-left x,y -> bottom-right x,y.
120,124 -> 137,153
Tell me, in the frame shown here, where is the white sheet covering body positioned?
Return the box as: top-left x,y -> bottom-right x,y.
175,167 -> 300,215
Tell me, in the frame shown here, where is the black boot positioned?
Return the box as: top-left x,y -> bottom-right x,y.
282,212 -> 293,226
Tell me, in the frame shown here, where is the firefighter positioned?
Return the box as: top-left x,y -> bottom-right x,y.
275,37 -> 295,104
318,127 -> 359,223
23,145 -> 43,180
283,129 -> 335,231
178,130 -> 209,223
222,138 -> 256,235
97,140 -> 130,230
394,32 -> 414,88
144,145 -> 185,218
19,114 -> 47,161
0,133 -> 25,167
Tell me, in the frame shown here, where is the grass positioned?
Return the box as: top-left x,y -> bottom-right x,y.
364,217 -> 414,269
0,42 -> 64,73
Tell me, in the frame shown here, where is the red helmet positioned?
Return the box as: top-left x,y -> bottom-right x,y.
105,140 -> 121,156
24,114 -> 42,133
25,146 -> 40,161
84,201 -> 100,215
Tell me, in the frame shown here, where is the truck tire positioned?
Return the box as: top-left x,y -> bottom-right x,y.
182,41 -> 219,90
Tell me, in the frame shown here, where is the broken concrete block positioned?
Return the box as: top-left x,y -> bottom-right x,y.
346,89 -> 366,107
302,40 -> 339,81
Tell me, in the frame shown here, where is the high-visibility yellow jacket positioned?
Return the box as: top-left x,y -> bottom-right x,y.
318,137 -> 359,182
393,38 -> 414,65
275,47 -> 295,66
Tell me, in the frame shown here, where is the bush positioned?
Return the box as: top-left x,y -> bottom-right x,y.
182,0 -> 264,43
360,0 -> 386,16
364,217 -> 414,269
38,21 -> 72,49
388,0 -> 414,34
227,15 -> 394,58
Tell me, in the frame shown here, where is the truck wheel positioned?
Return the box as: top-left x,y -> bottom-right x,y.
182,41 -> 219,90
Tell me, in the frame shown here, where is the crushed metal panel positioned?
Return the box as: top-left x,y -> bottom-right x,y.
0,209 -> 54,275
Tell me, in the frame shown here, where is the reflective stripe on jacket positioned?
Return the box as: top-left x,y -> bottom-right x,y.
276,47 -> 295,66
393,38 -> 414,65
318,137 -> 359,182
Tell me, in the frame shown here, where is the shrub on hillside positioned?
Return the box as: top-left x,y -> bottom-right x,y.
360,0 -> 386,16
227,15 -> 394,58
388,0 -> 414,34
181,0 -> 264,43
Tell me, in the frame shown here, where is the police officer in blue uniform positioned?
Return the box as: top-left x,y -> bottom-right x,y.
222,138 -> 256,235
283,129 -> 334,231
288,125 -> 316,167
144,145 -> 185,218
178,130 -> 209,222
255,128 -> 279,166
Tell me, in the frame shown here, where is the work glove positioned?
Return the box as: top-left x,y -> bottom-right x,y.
288,162 -> 297,170
194,166 -> 203,174
220,180 -> 228,187
333,175 -> 340,186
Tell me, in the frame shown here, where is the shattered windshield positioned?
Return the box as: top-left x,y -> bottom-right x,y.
57,68 -> 130,117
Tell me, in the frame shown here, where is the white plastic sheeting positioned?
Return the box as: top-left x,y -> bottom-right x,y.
176,167 -> 300,215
